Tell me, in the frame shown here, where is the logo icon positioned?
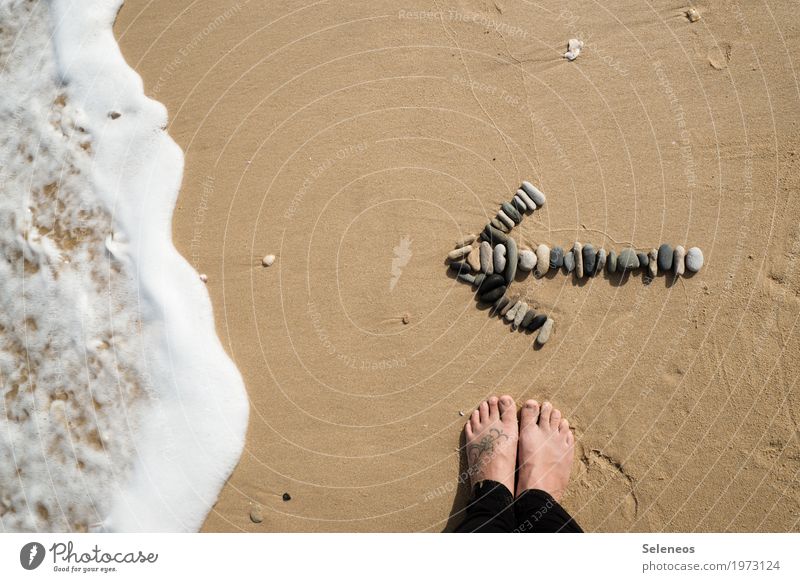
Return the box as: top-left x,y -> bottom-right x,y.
389,235 -> 413,291
20,542 -> 45,570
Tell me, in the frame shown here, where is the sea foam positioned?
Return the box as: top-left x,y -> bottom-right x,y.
0,0 -> 248,531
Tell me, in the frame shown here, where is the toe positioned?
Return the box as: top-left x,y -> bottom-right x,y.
559,417 -> 570,433
488,396 -> 500,420
465,421 -> 474,440
470,409 -> 480,431
520,399 -> 539,429
539,401 -> 553,428
498,395 -> 516,423
550,407 -> 562,430
479,400 -> 490,423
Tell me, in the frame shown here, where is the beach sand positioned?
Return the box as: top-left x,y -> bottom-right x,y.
115,0 -> 800,531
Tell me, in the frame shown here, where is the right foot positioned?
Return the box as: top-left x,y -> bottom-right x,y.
516,400 -> 575,502
464,395 -> 518,495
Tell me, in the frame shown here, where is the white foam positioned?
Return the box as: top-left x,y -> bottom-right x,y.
0,0 -> 248,531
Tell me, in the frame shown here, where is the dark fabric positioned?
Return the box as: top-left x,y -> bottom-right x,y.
453,480 -> 516,532
454,480 -> 583,533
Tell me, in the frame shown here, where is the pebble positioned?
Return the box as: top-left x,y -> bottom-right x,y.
504,238 -> 518,284
528,313 -> 547,332
466,247 -> 481,271
550,246 -> 564,269
479,241 -> 494,274
249,505 -> 264,524
496,210 -> 515,230
637,251 -> 649,268
673,245 -> 686,276
595,248 -> 606,275
648,248 -> 658,279
261,254 -> 276,267
479,273 -> 505,293
573,242 -> 584,277
535,317 -> 554,345
657,244 -> 673,272
500,294 -> 519,317
512,302 -> 528,330
686,7 -> 700,22
582,244 -> 596,276
200,273 -> 208,283
618,249 -> 639,272
490,218 -> 510,233
501,202 -> 522,224
472,273 -> 486,288
518,249 -> 537,272
521,181 -> 546,207
449,261 -> 470,275
564,251 -> 575,273
520,309 -> 536,330
481,225 -> 508,246
282,492 -> 292,501
457,272 -> 476,285
456,234 -> 477,247
493,243 -> 507,272
607,250 -> 617,274
686,247 -> 704,272
491,295 -> 510,316
512,195 -> 527,214
504,299 -> 523,322
480,285 -> 506,304
536,244 -> 550,277
402,313 -> 411,324
516,188 -> 537,211
448,245 -> 472,261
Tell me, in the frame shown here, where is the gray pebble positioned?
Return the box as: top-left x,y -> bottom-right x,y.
648,248 -> 658,279
499,294 -> 519,317
637,251 -> 649,268
479,285 -> 506,303
657,244 -> 673,273
449,261 -> 470,275
686,247 -> 704,272
516,188 -> 536,211
490,217 -> 510,233
518,249 -> 537,272
490,295 -> 509,316
456,234 -> 477,247
573,242 -> 584,278
536,317 -> 554,346
617,249 -> 639,272
582,244 -> 596,276
528,313 -> 547,332
479,273 -> 505,293
504,299 -> 523,322
473,273 -> 486,288
564,251 -> 575,273
457,272 -> 476,285
479,241 -> 494,274
673,245 -> 686,276
595,248 -> 606,275
496,210 -> 515,229
481,225 -> 508,245
501,202 -> 522,224
550,246 -> 564,269
607,250 -> 617,274
447,245 -> 471,261
512,302 -> 528,330
536,244 -> 550,277
512,195 -> 527,214
521,181 -> 546,207
520,309 -> 536,330
504,238 -> 518,283
493,244 -> 507,272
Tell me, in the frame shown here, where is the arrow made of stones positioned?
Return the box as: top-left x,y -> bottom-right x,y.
446,181 -> 705,348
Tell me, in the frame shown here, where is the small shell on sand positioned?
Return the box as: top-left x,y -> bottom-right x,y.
564,38 -> 584,61
402,313 -> 411,325
199,273 -> 208,283
249,505 -> 263,523
686,7 -> 700,22
262,254 -> 276,267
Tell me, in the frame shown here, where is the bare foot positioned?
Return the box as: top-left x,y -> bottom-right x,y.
516,400 -> 574,502
464,395 -> 518,495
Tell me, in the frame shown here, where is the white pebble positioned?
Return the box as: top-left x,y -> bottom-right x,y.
518,249 -> 537,272
564,38 -> 584,61
447,245 -> 472,261
536,244 -> 551,277
521,181 -> 546,207
496,210 -> 514,229
516,188 -> 536,211
512,302 -> 528,330
262,254 -> 276,267
199,274 -> 208,283
536,318 -> 554,345
493,244 -> 507,272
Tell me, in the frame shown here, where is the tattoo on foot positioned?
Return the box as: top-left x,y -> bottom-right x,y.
466,427 -> 509,468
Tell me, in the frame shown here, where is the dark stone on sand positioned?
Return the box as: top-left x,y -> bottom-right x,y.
657,244 -> 673,272
504,237 -> 518,284
457,272 -> 476,285
637,251 -> 649,268
479,273 -> 505,293
520,309 -> 536,330
527,313 -> 547,331
472,274 -> 486,288
617,249 -> 639,272
481,225 -> 508,245
550,246 -> 564,269
582,244 -> 597,276
282,493 -> 291,501
490,295 -> 509,316
449,261 -> 470,274
480,286 -> 506,303
607,250 -> 617,274
502,202 -> 522,224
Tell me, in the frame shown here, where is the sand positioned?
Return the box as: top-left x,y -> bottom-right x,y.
115,0 -> 800,532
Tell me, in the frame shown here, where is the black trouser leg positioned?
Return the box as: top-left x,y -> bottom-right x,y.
513,488 -> 584,532
454,480 -> 516,532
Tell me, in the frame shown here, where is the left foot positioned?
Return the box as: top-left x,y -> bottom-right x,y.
464,395 -> 518,495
